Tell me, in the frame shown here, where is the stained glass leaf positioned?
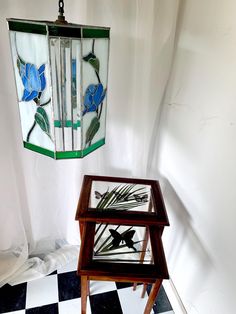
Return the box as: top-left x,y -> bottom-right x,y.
86,116 -> 100,144
96,184 -> 148,211
83,52 -> 100,73
35,107 -> 50,137
89,58 -> 100,73
83,52 -> 96,62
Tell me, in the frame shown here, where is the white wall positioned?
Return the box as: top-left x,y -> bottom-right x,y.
154,0 -> 236,313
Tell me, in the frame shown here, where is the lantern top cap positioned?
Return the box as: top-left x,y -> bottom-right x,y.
7,18 -> 110,30
7,18 -> 110,38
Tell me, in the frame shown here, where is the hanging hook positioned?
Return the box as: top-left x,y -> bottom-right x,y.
58,0 -> 64,16
55,0 -> 68,24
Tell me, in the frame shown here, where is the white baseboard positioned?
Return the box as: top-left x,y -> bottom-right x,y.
163,278 -> 188,314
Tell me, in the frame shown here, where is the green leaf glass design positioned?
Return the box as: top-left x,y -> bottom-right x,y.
83,52 -> 100,73
35,107 -> 51,138
95,184 -> 148,211
89,57 -> 100,73
85,116 -> 100,145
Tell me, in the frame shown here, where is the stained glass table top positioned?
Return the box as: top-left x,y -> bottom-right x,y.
90,180 -> 153,212
78,221 -> 169,281
76,175 -> 169,226
93,223 -> 153,264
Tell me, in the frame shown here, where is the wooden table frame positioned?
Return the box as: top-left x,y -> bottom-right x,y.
77,222 -> 169,314
75,175 -> 170,314
76,175 -> 169,229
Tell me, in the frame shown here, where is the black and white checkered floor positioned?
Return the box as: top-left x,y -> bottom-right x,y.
0,259 -> 174,314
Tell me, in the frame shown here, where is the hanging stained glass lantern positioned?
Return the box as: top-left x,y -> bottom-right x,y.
7,1 -> 110,159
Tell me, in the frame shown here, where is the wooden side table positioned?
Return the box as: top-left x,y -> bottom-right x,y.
75,175 -> 170,314
78,222 -> 169,314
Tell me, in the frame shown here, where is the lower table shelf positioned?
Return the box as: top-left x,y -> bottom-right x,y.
77,222 -> 169,314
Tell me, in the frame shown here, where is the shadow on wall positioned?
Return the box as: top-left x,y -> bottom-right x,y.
162,178 -> 214,301
146,0 -> 188,179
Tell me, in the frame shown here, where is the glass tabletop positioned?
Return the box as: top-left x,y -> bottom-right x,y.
92,223 -> 153,264
89,181 -> 154,213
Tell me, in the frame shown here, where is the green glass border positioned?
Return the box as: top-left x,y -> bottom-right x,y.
8,21 -> 47,35
55,138 -> 105,159
54,120 -> 81,129
23,142 -> 55,158
23,138 -> 105,159
81,138 -> 105,157
82,28 -> 110,38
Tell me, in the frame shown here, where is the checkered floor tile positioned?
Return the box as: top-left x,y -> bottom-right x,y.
0,259 -> 173,314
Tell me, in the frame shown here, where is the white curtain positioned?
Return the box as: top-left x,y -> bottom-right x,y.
0,0 -> 179,286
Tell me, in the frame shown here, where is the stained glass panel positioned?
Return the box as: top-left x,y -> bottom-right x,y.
93,223 -> 153,264
9,30 -> 54,151
49,37 -> 82,152
81,38 -> 109,149
89,181 -> 153,213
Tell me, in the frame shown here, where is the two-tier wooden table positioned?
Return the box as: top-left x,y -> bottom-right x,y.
75,175 -> 170,314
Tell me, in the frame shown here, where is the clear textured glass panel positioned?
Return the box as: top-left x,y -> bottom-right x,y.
81,38 -> 109,149
49,37 -> 82,152
9,31 -> 54,151
89,181 -> 153,212
62,39 -> 72,151
72,39 -> 82,150
93,224 -> 153,264
49,37 -> 63,151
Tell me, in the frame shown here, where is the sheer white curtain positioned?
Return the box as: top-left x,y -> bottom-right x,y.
0,0 -> 179,286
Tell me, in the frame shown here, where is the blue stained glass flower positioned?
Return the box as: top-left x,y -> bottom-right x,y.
83,83 -> 106,115
18,59 -> 46,102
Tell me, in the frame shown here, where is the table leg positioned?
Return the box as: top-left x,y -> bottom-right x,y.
144,279 -> 162,314
139,227 -> 150,296
141,283 -> 148,298
81,276 -> 88,314
87,280 -> 90,296
79,222 -> 84,238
